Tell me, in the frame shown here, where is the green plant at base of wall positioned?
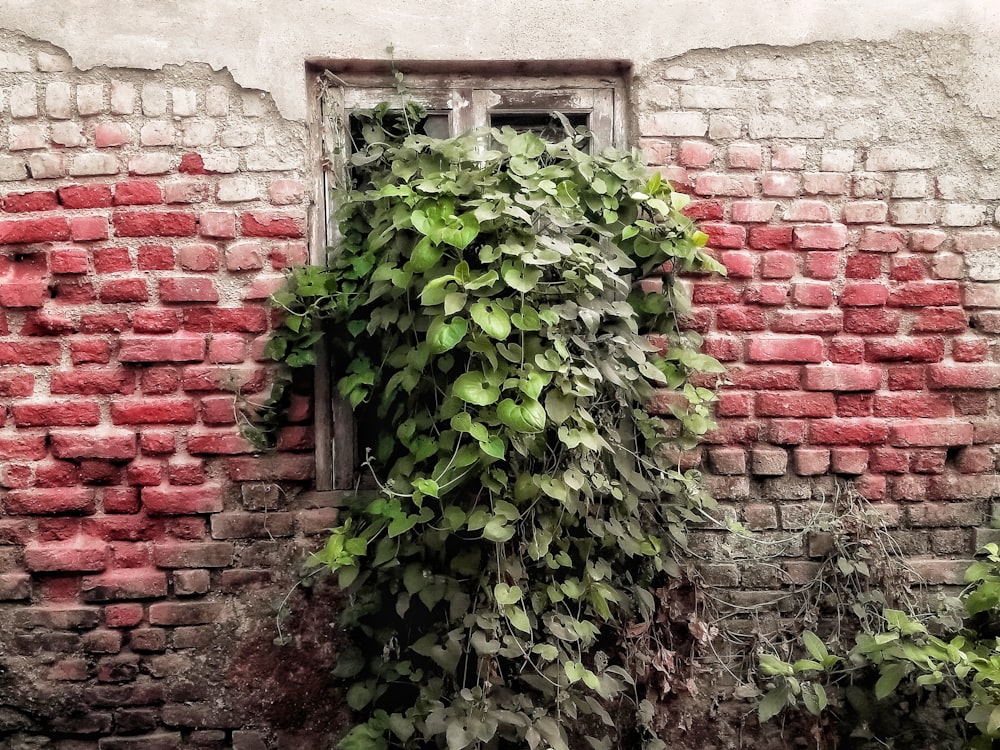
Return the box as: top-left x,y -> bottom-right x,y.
757,543 -> 1000,750
266,103 -> 725,750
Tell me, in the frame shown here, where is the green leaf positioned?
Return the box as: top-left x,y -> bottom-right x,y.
758,686 -> 790,723
875,663 -> 907,700
497,398 -> 546,433
802,631 -> 829,663
506,605 -> 531,633
427,316 -> 468,354
454,371 -> 501,406
470,301 -> 512,340
408,235 -> 443,272
494,583 -> 523,605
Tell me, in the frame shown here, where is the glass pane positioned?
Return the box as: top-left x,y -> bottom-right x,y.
489,111 -> 589,142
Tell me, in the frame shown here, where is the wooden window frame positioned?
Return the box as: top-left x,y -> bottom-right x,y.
306,66 -> 630,490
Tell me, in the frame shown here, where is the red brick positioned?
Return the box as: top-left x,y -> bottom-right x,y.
70,215 -> 109,241
182,365 -> 265,393
167,460 -> 206,485
802,172 -> 849,195
0,372 -> 33,397
0,434 -> 46,460
110,398 -> 197,425
158,277 -> 219,303
844,308 -> 900,334
105,603 -> 144,628
890,420 -> 972,447
760,172 -> 799,197
810,418 -> 889,445
926,475 -> 999,502
102,487 -> 140,514
771,310 -> 842,333
177,243 -> 219,271
953,338 -> 988,362
910,450 -> 946,474
911,230 -> 947,252
683,199 -> 723,221
200,396 -> 238,425
869,447 -> 909,473
716,306 -> 766,331
206,335 -> 247,364
54,280 -> 96,302
118,334 -> 205,363
164,178 -> 208,204
760,251 -> 797,279
793,223 -> 848,249
185,430 -> 256,455
25,538 -> 107,572
180,153 -> 206,174
4,488 -> 96,515
114,181 -> 162,206
269,241 -> 308,269
845,253 -> 882,279
843,201 -> 889,224
748,226 -> 793,250
836,392 -> 873,416
677,140 -> 715,168
784,200 -> 833,222
12,400 -> 99,427
199,210 -> 237,239
793,447 -> 830,476
51,369 -> 134,395
50,430 -> 137,460
58,184 -> 113,209
81,570 -> 168,602
858,227 -> 906,252
742,283 -> 789,306
134,309 -> 181,334
137,244 -> 175,271
50,246 -> 89,274
693,174 -> 754,197
956,446 -> 995,474
93,246 -> 132,273
0,281 -> 46,308
727,365 -> 800,390
183,308 -> 268,333
872,393 -> 952,418
701,222 -> 746,249
830,447 -> 868,474
95,122 -> 131,148
747,335 -> 823,363
140,367 -> 180,394
692,283 -> 740,304
889,256 -> 926,281
802,364 -> 880,391
126,460 -> 165,486
99,278 -> 149,303
865,338 -> 944,363
79,312 -> 130,334
20,311 -> 74,337
730,200 -> 776,223
927,364 -> 1000,389
4,190 -> 58,213
756,392 -> 835,417
889,281 -> 961,308
142,485 -> 224,515
113,211 -> 197,237
840,281 -> 889,306
791,282 -> 833,307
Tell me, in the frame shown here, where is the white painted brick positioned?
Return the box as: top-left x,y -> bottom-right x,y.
111,81 -> 135,114
0,155 -> 28,181
679,85 -> 744,109
749,115 -> 824,139
202,152 -> 241,173
129,153 -> 175,175
865,147 -> 937,171
243,149 -> 301,172
661,65 -> 696,80
69,153 -> 120,176
221,124 -> 258,148
45,82 -> 73,119
181,121 -> 217,147
206,86 -> 230,116
51,122 -> 86,148
10,83 -> 37,118
76,84 -> 105,116
27,153 -> 66,179
943,204 -> 986,227
643,85 -> 678,109
852,172 -> 889,198
979,178 -> 1000,201
141,84 -> 168,116
639,111 -> 707,137
8,124 -> 47,151
936,175 -> 972,201
217,177 -> 260,202
834,120 -> 881,141
36,51 -> 71,72
172,88 -> 198,117
771,145 -> 807,170
966,249 -> 1000,281
140,121 -> 175,147
890,202 -> 938,225
241,91 -> 269,117
820,149 -> 855,172
708,115 -> 741,139
892,172 -> 929,199
0,52 -> 32,72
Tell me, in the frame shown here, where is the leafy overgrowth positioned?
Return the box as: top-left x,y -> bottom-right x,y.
266,102 -> 725,750
758,543 -> 1000,749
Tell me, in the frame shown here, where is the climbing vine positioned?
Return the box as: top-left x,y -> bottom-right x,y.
266,102 -> 725,749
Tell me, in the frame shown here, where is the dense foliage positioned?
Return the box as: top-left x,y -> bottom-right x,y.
266,102 -> 724,750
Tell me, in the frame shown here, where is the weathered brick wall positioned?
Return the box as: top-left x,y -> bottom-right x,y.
635,37 -> 1000,606
0,31 -> 343,750
3,23 -> 1000,750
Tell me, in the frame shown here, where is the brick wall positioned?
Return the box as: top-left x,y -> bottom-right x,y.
0,31 -> 342,750
635,38 -> 1000,605
2,24 -> 1000,750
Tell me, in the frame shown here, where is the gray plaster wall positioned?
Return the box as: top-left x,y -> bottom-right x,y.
0,0 -> 999,120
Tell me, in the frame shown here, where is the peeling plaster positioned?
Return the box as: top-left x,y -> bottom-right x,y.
1,0 -> 1000,120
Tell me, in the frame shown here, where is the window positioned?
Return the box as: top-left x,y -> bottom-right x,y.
306,65 -> 629,490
